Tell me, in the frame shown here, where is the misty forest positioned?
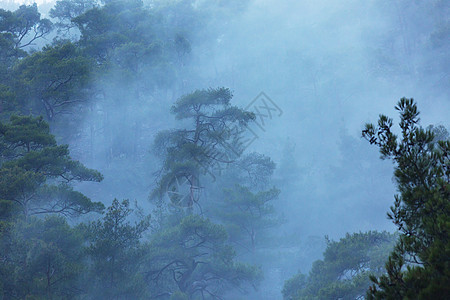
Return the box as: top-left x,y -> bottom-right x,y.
0,0 -> 449,299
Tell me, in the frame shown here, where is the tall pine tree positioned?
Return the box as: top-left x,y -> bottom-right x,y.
363,98 -> 450,299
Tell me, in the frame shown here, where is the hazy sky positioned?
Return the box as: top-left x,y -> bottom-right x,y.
4,0 -> 445,236
3,0 -> 51,4
3,0 -> 448,239
1,1 -> 448,298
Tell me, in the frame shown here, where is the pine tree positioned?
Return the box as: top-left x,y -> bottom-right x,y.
363,98 -> 450,299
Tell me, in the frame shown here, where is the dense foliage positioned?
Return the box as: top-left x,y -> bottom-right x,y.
0,115 -> 104,218
152,87 -> 255,206
282,231 -> 397,299
0,2 -> 264,299
363,98 -> 450,299
0,1 -> 448,299
0,115 -> 103,298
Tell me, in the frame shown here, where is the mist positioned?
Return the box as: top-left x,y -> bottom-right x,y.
0,0 -> 448,299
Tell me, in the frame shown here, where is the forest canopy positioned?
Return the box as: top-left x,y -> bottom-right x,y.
0,0 -> 449,299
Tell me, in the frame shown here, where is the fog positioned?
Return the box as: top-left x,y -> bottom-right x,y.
1,0 -> 448,299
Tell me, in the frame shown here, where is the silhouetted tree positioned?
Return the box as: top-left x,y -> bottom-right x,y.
0,115 -> 103,218
152,87 -> 255,208
146,215 -> 262,299
215,185 -> 280,252
0,216 -> 86,299
83,199 -> 150,299
283,231 -> 396,300
363,98 -> 450,299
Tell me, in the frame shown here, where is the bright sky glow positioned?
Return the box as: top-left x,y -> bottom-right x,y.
0,0 -> 55,12
1,0 -> 53,5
